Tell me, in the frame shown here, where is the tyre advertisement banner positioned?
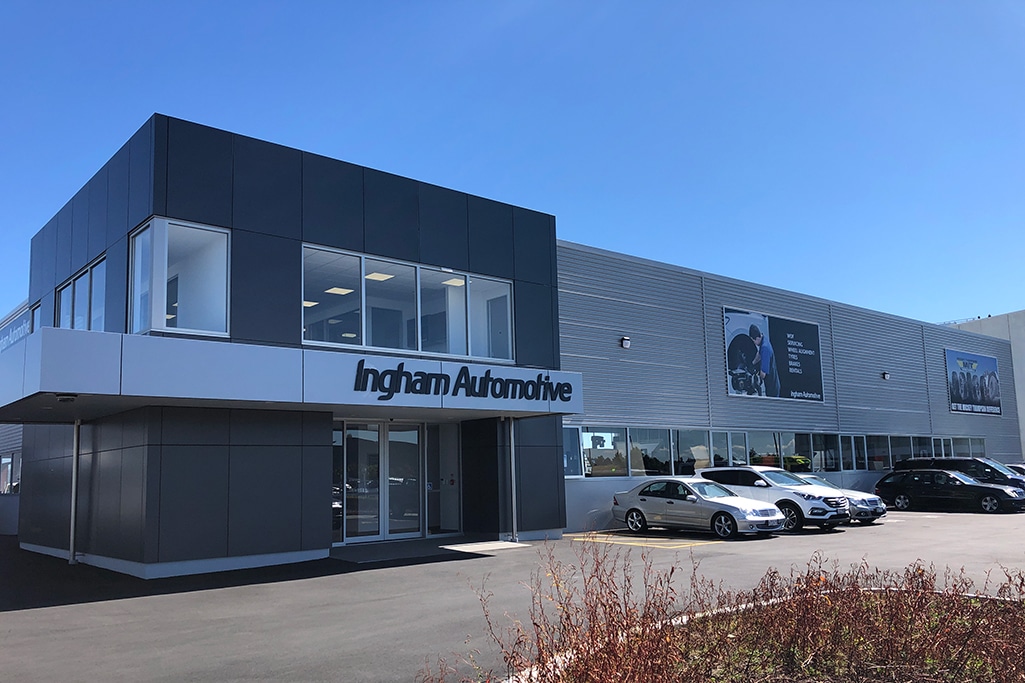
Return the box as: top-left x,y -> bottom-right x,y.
724,308 -> 823,402
945,349 -> 1001,415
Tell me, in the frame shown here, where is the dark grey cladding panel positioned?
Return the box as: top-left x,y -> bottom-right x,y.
128,118 -> 157,230
158,445 -> 229,562
513,207 -> 554,286
161,407 -> 229,445
105,143 -> 130,247
302,152 -> 364,251
301,445 -> 332,550
468,196 -> 514,279
93,412 -> 124,454
37,291 -> 54,331
123,406 -> 161,448
165,118 -> 233,228
418,183 -> 469,271
230,230 -> 302,346
516,444 -> 566,531
103,237 -> 128,334
514,280 -> 558,369
89,449 -> 123,559
70,187 -> 89,273
228,446 -> 302,556
557,244 -> 710,426
364,169 -> 419,262
75,451 -> 94,551
460,418 -> 502,534
302,411 -> 333,446
30,217 -> 57,302
830,305 -> 931,434
229,409 -> 303,446
19,455 -> 71,550
55,203 -> 73,285
117,445 -> 147,562
515,415 -> 562,447
232,135 -> 302,239
87,164 -> 108,262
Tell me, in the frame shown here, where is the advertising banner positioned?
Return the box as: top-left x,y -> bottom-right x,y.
724,308 -> 823,402
945,349 -> 1001,415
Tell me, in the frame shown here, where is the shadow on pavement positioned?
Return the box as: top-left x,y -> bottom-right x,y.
0,534 -> 486,613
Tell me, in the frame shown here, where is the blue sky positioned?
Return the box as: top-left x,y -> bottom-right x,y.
2,2 -> 1023,324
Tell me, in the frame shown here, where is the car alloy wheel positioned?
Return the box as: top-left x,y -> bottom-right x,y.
893,493 -> 911,511
711,512 -> 737,540
777,502 -> 803,532
980,495 -> 1001,514
625,509 -> 648,533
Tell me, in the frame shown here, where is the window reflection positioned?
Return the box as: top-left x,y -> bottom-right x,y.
365,259 -> 417,350
304,248 -> 362,345
581,427 -> 627,477
629,428 -> 670,475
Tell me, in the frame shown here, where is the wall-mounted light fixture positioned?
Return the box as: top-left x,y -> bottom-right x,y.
620,336 -> 631,349
881,372 -> 891,381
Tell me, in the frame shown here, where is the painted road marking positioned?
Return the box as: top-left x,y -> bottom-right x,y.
565,532 -> 723,550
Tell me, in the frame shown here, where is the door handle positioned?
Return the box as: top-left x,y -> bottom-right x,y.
667,500 -> 675,504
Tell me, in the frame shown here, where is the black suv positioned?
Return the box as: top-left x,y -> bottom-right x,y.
893,457 -> 1025,490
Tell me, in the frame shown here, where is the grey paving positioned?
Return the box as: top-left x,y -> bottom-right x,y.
3,511 -> 1025,682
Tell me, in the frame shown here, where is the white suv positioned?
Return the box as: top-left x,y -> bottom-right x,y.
698,465 -> 850,531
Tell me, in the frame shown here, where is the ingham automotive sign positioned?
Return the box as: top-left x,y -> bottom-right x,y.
0,311 -> 30,355
303,350 -> 583,414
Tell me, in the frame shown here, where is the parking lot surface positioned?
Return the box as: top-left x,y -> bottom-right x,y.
3,512 -> 1025,682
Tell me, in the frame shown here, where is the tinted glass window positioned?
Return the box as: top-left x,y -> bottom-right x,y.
737,471 -> 763,486
365,258 -> 417,350
420,269 -> 467,355
468,276 -> 512,360
630,428 -> 671,475
563,427 -> 583,477
303,247 -> 362,345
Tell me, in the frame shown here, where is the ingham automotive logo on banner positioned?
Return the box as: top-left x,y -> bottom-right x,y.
303,350 -> 584,414
724,307 -> 824,402
0,311 -> 30,355
945,349 -> 1001,415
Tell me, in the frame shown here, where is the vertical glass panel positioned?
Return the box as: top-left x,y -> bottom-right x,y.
866,435 -> 891,471
31,306 -> 40,332
912,436 -> 932,459
130,226 -> 152,333
420,269 -> 467,355
165,275 -> 179,328
853,436 -> 867,470
629,428 -> 671,475
747,431 -> 779,468
563,427 -> 584,476
468,276 -> 512,360
970,437 -> 986,457
387,425 -> 422,536
89,260 -> 105,331
365,258 -> 417,350
72,272 -> 89,330
167,224 -> 228,333
953,437 -> 971,458
581,427 -> 627,477
426,423 -> 460,535
814,434 -> 839,472
711,432 -> 729,467
890,436 -> 913,463
730,432 -> 748,465
675,430 -> 709,474
794,433 -> 813,471
345,424 -> 381,538
779,432 -> 798,470
303,247 -> 362,344
57,285 -> 73,329
932,438 -> 944,458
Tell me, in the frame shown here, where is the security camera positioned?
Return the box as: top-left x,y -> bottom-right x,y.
55,394 -> 77,403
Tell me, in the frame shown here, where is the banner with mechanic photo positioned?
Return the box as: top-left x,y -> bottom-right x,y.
945,349 -> 1001,415
724,308 -> 823,402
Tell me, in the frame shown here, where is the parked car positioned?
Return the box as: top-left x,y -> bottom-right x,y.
1005,463 -> 1025,478
698,465 -> 850,531
796,473 -> 887,524
893,457 -> 1025,490
874,469 -> 1025,514
612,477 -> 785,539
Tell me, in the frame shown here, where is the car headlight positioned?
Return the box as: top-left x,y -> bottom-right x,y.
796,492 -> 822,501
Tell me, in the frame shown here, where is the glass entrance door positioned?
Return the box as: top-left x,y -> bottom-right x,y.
334,422 -> 424,544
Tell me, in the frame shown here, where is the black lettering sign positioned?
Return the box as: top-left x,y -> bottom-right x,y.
354,360 -> 574,404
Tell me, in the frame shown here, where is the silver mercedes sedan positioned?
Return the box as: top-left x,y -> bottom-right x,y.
612,477 -> 785,539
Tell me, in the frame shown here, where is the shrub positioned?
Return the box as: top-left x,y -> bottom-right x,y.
420,541 -> 1025,683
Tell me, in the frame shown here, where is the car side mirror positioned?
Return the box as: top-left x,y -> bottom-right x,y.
754,480 -> 768,487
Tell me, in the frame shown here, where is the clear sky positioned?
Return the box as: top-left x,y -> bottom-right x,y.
2,1 -> 1023,325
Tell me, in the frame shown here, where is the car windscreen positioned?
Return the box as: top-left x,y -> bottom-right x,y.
691,481 -> 735,498
803,476 -> 840,490
948,471 -> 980,485
980,458 -> 1018,478
762,470 -> 809,486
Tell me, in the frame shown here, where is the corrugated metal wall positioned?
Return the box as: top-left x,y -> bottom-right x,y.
558,241 -> 1021,459
0,423 -> 22,455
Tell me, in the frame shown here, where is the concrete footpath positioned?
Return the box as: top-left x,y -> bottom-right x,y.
4,513 -> 1025,681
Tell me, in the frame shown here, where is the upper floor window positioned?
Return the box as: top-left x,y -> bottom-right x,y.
55,258 -> 106,331
302,245 -> 513,361
130,219 -> 229,335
